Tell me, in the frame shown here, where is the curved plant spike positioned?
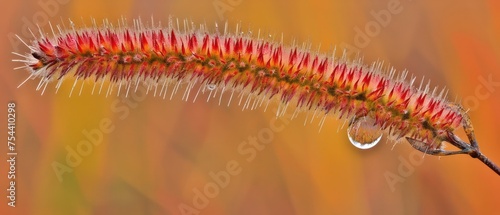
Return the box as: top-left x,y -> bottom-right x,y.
406,105 -> 500,175
11,18 -> 499,176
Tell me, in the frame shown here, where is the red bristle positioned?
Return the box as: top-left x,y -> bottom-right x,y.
169,30 -> 177,50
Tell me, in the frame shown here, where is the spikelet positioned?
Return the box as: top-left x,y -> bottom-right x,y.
11,17 -> 466,150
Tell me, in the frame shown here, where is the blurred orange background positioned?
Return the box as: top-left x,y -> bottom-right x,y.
1,0 -> 499,214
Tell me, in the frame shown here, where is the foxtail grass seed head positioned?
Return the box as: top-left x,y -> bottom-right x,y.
12,17 -> 500,175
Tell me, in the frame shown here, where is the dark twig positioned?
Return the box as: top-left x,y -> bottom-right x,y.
406,127 -> 500,176
476,153 -> 500,175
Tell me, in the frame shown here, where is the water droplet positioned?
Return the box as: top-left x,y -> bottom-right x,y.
207,84 -> 216,91
347,116 -> 383,149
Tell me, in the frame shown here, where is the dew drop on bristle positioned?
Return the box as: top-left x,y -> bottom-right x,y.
347,116 -> 383,149
207,84 -> 216,91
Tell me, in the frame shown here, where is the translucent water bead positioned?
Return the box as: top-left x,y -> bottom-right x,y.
347,116 -> 383,149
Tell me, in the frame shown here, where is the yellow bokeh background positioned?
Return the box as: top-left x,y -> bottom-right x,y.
1,0 -> 499,214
